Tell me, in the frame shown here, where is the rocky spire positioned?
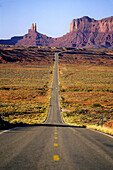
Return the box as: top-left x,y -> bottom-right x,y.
28,23 -> 37,33
31,23 -> 34,31
34,23 -> 37,32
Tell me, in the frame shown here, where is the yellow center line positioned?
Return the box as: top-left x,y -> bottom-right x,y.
54,127 -> 57,131
54,143 -> 58,147
54,137 -> 58,139
53,155 -> 60,161
54,132 -> 58,134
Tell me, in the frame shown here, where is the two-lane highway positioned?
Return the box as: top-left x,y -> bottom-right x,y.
45,53 -> 62,125
0,53 -> 113,170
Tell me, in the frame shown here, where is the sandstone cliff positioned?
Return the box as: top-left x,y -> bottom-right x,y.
69,16 -> 113,48
70,16 -> 113,33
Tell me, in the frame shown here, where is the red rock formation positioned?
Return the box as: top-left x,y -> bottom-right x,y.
69,16 -> 113,48
72,16 -> 113,33
31,23 -> 34,31
28,23 -> 37,33
34,23 -> 37,32
1,16 -> 113,48
16,16 -> 113,48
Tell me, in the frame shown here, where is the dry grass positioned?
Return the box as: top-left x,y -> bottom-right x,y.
0,63 -> 53,125
59,62 -> 113,135
87,125 -> 113,136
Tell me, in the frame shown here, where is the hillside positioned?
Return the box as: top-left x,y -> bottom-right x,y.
0,45 -> 56,64
0,45 -> 113,66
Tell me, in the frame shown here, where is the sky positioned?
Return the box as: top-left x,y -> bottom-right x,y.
0,0 -> 113,39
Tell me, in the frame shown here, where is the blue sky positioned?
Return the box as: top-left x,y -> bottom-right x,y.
0,0 -> 113,39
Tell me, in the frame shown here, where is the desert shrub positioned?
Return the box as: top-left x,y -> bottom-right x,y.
92,103 -> 102,107
106,89 -> 113,93
61,96 -> 65,101
40,91 -> 46,96
87,89 -> 93,92
60,89 -> 66,92
77,109 -> 89,115
0,87 -> 10,90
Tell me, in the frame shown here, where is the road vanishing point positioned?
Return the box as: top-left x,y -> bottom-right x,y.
0,53 -> 113,170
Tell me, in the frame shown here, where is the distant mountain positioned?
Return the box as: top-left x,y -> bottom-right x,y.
0,36 -> 23,45
0,16 -> 113,48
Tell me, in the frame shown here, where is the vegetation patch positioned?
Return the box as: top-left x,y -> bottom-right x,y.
59,53 -> 113,135
0,62 -> 53,128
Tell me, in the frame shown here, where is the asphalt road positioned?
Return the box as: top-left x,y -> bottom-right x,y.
0,53 -> 113,170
